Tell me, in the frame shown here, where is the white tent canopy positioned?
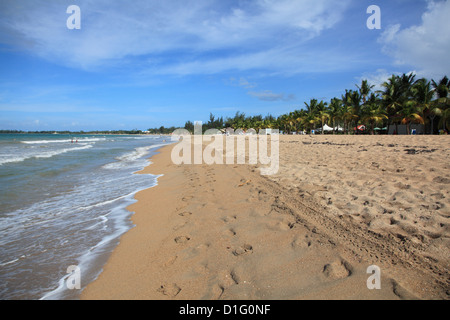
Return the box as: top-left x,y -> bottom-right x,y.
316,124 -> 344,132
316,124 -> 334,132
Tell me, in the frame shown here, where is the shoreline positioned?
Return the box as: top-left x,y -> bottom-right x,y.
40,141 -> 171,300
81,135 -> 449,300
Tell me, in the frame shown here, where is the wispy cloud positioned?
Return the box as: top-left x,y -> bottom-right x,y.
227,77 -> 257,89
248,90 -> 295,102
0,0 -> 351,74
378,0 -> 450,79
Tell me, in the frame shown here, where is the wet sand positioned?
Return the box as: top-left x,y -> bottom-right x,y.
81,135 -> 449,300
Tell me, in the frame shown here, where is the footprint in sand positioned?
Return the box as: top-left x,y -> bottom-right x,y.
178,211 -> 192,217
223,228 -> 237,237
173,221 -> 187,231
390,279 -> 419,299
322,259 -> 352,280
221,215 -> 237,223
182,196 -> 194,202
174,236 -> 191,244
291,235 -> 313,249
157,283 -> 181,297
164,255 -> 178,267
232,244 -> 253,256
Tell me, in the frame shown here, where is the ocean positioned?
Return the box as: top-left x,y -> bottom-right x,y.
0,133 -> 170,300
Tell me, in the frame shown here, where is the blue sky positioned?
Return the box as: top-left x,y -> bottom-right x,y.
0,0 -> 449,131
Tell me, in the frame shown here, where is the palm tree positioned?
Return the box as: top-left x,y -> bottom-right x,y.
431,76 -> 450,132
350,90 -> 362,133
361,93 -> 387,134
328,97 -> 343,134
396,101 -> 424,135
357,79 -> 375,104
412,78 -> 434,134
303,99 -> 320,133
438,107 -> 450,133
431,76 -> 450,103
341,90 -> 360,134
278,114 -> 291,134
287,112 -> 298,133
304,99 -> 318,114
292,109 -> 306,132
379,73 -> 415,134
380,75 -> 402,113
316,101 -> 329,134
263,114 -> 276,129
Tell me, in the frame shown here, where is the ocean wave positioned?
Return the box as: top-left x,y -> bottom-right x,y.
0,144 -> 93,165
21,138 -> 106,144
102,143 -> 167,170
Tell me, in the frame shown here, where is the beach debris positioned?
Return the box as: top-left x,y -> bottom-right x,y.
238,179 -> 251,187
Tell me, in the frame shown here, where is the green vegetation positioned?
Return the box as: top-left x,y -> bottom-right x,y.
2,73 -> 448,136
182,73 -> 449,135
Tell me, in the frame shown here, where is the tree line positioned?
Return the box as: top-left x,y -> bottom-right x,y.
181,73 -> 449,135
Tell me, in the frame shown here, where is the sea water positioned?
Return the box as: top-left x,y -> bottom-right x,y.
0,133 -> 170,299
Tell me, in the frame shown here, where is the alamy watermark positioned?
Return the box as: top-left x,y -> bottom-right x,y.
66,265 -> 81,290
170,122 -> 279,176
66,5 -> 380,31
367,265 -> 381,290
367,5 -> 381,30
66,5 -> 81,30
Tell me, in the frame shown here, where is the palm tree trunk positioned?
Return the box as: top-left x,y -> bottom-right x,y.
429,115 -> 435,134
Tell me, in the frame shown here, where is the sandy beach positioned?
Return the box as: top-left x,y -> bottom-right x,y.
81,135 -> 449,300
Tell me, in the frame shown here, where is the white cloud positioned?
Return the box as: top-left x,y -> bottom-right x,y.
228,77 -> 257,89
0,0 -> 351,73
248,90 -> 295,102
379,0 -> 450,79
238,78 -> 257,89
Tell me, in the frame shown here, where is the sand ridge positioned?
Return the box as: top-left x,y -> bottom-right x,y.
81,135 -> 449,300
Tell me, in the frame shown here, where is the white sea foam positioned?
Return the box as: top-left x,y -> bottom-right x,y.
34,144 -> 93,158
0,144 -> 93,165
0,258 -> 19,267
102,143 -> 166,170
21,138 -> 106,144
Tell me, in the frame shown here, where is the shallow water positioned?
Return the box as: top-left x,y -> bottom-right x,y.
0,133 -> 169,299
